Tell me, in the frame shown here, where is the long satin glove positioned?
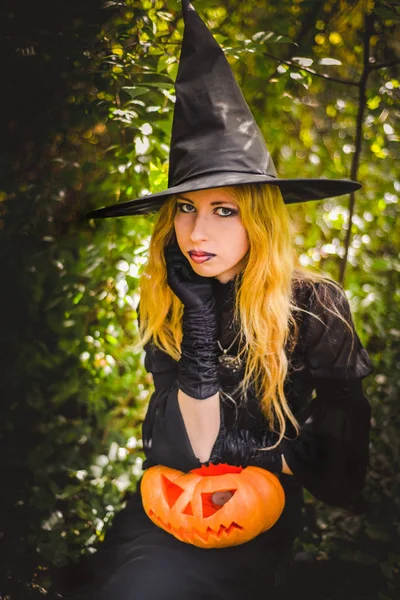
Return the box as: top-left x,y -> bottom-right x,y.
164,243 -> 220,400
209,427 -> 283,473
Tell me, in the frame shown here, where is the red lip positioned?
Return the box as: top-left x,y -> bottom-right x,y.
189,251 -> 215,257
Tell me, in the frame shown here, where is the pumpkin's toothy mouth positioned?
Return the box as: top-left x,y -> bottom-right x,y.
148,509 -> 244,543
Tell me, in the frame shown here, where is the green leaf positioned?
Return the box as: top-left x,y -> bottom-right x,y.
105,335 -> 118,346
121,86 -> 149,98
156,11 -> 175,21
157,55 -> 170,73
365,522 -> 392,542
252,30 -> 294,44
352,550 -> 378,566
166,62 -> 179,80
73,292 -> 84,305
374,6 -> 400,20
319,57 -> 342,66
292,56 -> 313,67
214,34 -> 229,45
139,80 -> 174,89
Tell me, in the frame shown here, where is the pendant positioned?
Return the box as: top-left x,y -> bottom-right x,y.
218,353 -> 243,373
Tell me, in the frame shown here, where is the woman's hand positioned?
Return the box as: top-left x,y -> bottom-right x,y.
164,243 -> 215,310
164,242 -> 220,401
209,428 -> 283,474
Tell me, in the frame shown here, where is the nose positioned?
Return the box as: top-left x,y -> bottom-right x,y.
189,214 -> 210,242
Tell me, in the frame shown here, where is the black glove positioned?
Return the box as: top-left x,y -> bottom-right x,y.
209,427 -> 283,473
164,243 -> 220,400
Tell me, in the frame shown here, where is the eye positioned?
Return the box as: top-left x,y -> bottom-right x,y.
176,203 -> 237,218
217,207 -> 236,217
177,203 -> 195,213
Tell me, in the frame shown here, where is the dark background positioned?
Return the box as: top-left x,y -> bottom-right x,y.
0,0 -> 399,597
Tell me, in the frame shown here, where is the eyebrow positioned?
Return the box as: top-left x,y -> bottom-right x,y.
176,194 -> 237,206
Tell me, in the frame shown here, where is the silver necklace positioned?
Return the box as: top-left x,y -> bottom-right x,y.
217,333 -> 243,373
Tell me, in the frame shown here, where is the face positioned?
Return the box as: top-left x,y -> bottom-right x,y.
173,188 -> 249,283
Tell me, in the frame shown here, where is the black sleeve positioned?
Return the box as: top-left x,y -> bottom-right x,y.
137,302 -> 202,473
280,282 -> 374,507
302,281 -> 374,380
280,378 -> 371,508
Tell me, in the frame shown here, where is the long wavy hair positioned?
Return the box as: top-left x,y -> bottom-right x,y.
134,184 -> 355,450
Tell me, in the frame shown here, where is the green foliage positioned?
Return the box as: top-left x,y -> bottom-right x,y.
0,0 -> 399,598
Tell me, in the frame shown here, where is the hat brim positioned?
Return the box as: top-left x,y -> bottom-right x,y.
86,173 -> 362,219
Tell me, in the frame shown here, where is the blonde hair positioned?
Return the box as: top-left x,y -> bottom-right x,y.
134,184 -> 355,451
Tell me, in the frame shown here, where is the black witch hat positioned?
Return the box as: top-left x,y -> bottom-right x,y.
87,0 -> 360,219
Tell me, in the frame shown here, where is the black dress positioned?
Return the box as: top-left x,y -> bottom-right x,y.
62,278 -> 373,600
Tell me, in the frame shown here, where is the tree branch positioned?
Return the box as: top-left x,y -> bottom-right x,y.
370,58 -> 400,71
263,52 -> 359,87
339,12 -> 375,286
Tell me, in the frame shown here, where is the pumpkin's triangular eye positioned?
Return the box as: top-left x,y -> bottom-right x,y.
161,475 -> 185,508
201,490 -> 237,517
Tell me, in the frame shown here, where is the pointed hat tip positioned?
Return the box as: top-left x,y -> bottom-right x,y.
182,0 -> 196,18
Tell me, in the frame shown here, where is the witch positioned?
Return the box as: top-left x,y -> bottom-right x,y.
61,1 -> 374,598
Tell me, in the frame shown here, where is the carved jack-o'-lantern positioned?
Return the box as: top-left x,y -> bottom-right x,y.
141,463 -> 285,549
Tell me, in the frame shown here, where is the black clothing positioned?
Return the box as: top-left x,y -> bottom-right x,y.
63,278 -> 373,599
141,278 -> 373,505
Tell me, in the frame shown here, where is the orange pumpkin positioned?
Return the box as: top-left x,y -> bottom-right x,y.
140,463 -> 285,549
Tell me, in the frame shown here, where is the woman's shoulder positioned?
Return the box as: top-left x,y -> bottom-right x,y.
291,276 -> 346,309
291,277 -> 358,342
291,277 -> 373,380
291,276 -> 357,354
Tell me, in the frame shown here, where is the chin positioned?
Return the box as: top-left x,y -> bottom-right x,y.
195,269 -> 233,283
192,266 -> 216,276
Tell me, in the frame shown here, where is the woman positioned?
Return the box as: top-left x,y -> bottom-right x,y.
61,2 -> 373,598
63,183 -> 373,600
